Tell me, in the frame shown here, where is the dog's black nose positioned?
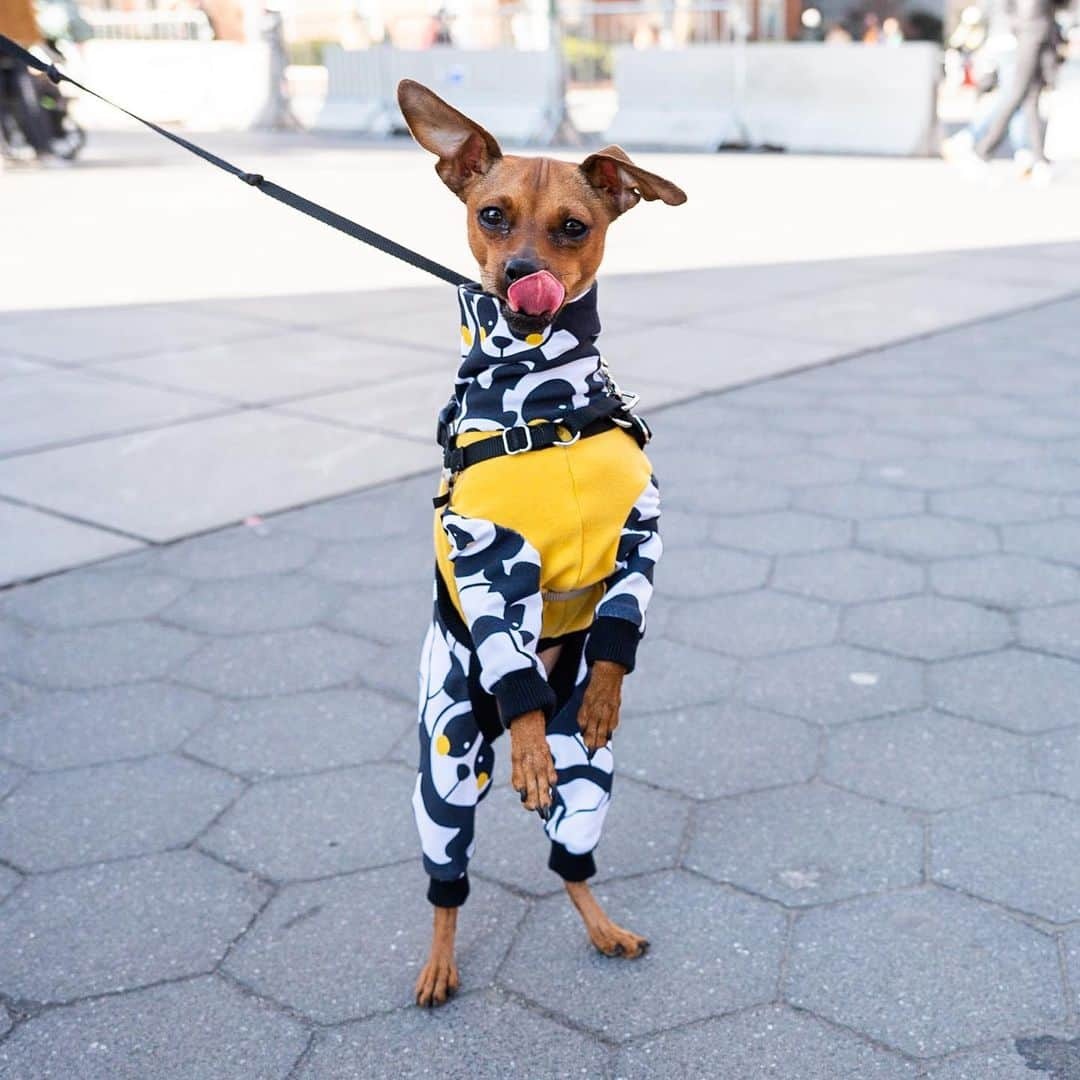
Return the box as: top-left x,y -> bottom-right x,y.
504,258 -> 540,284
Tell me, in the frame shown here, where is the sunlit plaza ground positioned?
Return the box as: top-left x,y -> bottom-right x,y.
2,132 -> 1080,1077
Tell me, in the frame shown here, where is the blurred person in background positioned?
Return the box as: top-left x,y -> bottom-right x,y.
0,0 -> 55,162
948,0 -> 1061,181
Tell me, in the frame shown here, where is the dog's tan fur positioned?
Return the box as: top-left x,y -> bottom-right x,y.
398,80 -> 684,1007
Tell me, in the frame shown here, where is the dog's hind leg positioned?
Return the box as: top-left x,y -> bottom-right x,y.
416,906 -> 460,1007
542,655 -> 649,959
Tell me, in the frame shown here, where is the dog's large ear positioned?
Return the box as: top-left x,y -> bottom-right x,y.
580,145 -> 687,217
398,79 -> 502,199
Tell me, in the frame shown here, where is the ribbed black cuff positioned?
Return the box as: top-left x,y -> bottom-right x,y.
427,874 -> 470,908
586,616 -> 641,674
549,841 -> 597,882
494,667 -> 557,726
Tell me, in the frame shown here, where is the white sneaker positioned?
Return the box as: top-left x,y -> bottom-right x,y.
1029,160 -> 1053,187
942,130 -> 975,162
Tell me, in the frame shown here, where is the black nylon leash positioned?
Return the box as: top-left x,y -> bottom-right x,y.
0,33 -> 471,287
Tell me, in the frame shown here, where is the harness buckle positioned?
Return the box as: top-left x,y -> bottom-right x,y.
502,426 -> 533,455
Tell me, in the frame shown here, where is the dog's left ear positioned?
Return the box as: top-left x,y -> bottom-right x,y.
398,79 -> 502,199
580,145 -> 687,217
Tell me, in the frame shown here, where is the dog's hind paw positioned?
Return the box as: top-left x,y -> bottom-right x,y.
415,955 -> 460,1007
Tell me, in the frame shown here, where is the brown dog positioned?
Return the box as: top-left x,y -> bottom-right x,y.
399,79 -> 685,1008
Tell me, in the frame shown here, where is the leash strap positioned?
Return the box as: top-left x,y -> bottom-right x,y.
0,33 -> 471,288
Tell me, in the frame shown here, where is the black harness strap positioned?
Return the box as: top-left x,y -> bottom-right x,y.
0,34 -> 471,288
437,395 -> 650,489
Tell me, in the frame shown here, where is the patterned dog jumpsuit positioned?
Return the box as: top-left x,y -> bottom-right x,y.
413,283 -> 661,907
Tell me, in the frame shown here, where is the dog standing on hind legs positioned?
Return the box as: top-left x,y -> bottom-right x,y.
398,79 -> 687,1007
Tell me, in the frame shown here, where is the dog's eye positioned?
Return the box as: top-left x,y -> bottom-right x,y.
562,218 -> 588,238
479,207 -> 504,229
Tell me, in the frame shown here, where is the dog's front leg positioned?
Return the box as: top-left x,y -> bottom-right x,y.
509,709 -> 558,814
578,659 -> 626,751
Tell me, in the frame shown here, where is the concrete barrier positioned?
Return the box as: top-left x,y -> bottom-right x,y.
606,47 -> 743,151
313,47 -> 561,144
315,45 -> 390,134
606,43 -> 941,155
73,41 -> 271,131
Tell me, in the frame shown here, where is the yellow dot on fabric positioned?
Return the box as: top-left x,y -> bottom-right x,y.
525,333 -> 543,346
476,771 -> 489,788
436,735 -> 450,755
480,327 -> 487,341
460,326 -> 472,346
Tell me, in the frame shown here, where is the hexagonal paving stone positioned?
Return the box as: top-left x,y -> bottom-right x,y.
687,784 -> 921,906
160,574 -> 339,635
177,627 -> 381,697
305,536 -> 431,587
738,644 -> 924,725
615,1004 -> 918,1079
1003,519 -> 1080,565
0,976 -> 309,1080
773,549 -> 923,605
739,454 -> 861,488
0,865 -> 20,905
0,571 -> 188,630
185,688 -> 413,777
1031,729 -> 1080,799
997,459 -> 1080,494
158,528 -> 318,579
814,431 -> 924,462
225,862 -> 526,1023
872,458 -> 995,491
824,710 -> 1031,812
921,1042 -> 1063,1080
1,623 -> 203,690
298,988 -> 610,1079
0,755 -> 242,872
858,516 -> 998,561
500,870 -> 786,1041
786,888 -> 1064,1058
0,682 -> 216,769
929,485 -> 1062,526
929,649 -> 1080,733
328,582 -> 433,646
670,478 -> 792,519
1020,603 -> 1080,660
622,639 -> 737,715
794,482 -> 925,521
932,793 -> 1080,923
0,757 -> 25,801
708,511 -> 851,556
273,480 -> 428,542
843,597 -> 1011,660
200,764 -> 416,881
0,850 -> 268,1002
930,555 -> 1080,610
667,592 -> 837,658
654,545 -> 770,599
618,702 -> 816,800
471,776 -> 688,896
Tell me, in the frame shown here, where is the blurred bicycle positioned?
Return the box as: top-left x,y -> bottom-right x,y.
0,42 -> 85,162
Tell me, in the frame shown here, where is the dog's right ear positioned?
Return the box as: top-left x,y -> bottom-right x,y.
398,79 -> 502,199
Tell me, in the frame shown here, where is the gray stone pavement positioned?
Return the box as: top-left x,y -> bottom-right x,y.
1,287 -> 1080,1077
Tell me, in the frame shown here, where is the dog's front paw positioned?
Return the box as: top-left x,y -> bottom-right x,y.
510,709 -> 558,813
579,660 -> 625,751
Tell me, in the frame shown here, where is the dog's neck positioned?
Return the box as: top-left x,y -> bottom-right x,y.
450,283 -> 610,435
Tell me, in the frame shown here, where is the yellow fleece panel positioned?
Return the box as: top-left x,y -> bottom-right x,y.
434,426 -> 653,641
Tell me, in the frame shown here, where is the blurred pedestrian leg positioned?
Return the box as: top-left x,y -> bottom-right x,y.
975,0 -> 1056,164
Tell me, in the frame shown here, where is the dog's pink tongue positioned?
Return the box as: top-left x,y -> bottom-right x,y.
507,271 -> 565,317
